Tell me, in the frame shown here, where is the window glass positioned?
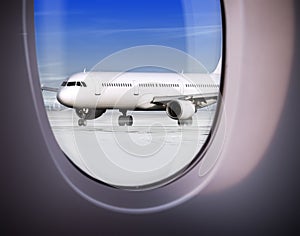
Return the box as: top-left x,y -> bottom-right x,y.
67,82 -> 76,86
35,0 -> 222,189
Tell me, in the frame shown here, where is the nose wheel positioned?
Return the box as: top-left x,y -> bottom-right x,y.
78,118 -> 87,126
77,108 -> 90,126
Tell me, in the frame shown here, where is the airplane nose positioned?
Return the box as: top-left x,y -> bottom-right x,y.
57,89 -> 74,108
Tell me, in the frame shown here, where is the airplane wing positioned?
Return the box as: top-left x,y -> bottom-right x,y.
152,92 -> 219,109
41,85 -> 59,92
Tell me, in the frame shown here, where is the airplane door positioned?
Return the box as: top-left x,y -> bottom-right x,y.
133,80 -> 139,95
178,79 -> 184,95
95,80 -> 101,95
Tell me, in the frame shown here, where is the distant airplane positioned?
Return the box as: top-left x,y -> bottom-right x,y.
42,58 -> 221,126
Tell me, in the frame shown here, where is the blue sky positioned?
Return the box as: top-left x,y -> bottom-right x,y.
35,0 -> 222,85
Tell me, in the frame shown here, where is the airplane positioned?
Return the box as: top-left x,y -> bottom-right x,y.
42,58 -> 221,127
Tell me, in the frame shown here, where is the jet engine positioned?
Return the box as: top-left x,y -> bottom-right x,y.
166,100 -> 195,120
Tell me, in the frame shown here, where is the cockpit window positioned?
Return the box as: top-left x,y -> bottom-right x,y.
61,81 -> 86,87
67,82 -> 76,86
65,81 -> 84,87
35,0 -> 222,190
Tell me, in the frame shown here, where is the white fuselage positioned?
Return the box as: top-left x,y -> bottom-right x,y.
57,71 -> 220,111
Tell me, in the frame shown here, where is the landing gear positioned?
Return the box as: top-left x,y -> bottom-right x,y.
75,108 -> 106,127
76,108 -> 89,127
78,118 -> 87,126
178,118 -> 193,126
118,110 -> 133,126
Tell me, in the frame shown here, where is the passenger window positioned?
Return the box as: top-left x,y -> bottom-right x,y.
35,0 -> 222,189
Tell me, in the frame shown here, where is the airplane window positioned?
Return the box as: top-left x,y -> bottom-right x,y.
67,82 -> 76,86
35,0 -> 222,189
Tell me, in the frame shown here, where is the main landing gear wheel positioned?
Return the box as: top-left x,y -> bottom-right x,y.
118,109 -> 133,126
118,115 -> 133,126
178,118 -> 193,126
127,115 -> 133,126
78,118 -> 87,126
